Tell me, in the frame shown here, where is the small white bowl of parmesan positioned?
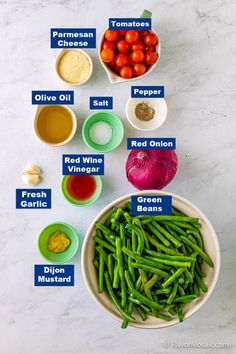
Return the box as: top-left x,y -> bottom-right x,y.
55,49 -> 93,86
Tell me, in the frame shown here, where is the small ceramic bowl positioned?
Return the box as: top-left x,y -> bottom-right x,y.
61,175 -> 102,206
81,190 -> 220,329
126,97 -> 168,131
34,104 -> 77,146
98,29 -> 161,84
38,222 -> 79,263
55,49 -> 93,86
82,111 -> 124,152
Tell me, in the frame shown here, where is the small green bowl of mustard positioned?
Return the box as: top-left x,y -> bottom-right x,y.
38,222 -> 79,263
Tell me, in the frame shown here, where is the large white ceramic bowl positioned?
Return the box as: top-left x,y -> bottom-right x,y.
98,30 -> 161,84
81,191 -> 220,329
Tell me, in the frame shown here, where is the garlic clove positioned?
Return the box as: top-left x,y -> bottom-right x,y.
24,164 -> 42,175
22,173 -> 41,186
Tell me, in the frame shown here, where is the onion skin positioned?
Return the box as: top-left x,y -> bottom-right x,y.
126,150 -> 178,190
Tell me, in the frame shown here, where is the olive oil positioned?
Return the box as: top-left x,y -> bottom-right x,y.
36,105 -> 74,144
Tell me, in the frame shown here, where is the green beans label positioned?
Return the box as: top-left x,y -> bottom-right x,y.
131,195 -> 172,216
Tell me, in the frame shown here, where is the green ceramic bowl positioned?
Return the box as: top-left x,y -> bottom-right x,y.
38,222 -> 79,263
61,175 -> 102,206
82,111 -> 124,152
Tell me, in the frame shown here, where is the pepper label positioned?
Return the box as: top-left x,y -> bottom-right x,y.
131,86 -> 164,98
131,195 -> 172,216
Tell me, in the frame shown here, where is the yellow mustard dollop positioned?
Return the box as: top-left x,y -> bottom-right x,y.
48,230 -> 71,253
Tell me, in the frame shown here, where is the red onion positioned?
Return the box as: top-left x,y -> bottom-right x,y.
126,150 -> 178,190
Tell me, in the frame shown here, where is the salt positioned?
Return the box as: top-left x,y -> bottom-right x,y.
89,121 -> 113,145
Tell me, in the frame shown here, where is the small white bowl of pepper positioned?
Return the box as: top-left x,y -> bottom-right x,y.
126,97 -> 168,131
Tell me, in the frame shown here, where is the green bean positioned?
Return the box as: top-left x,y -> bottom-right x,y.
126,224 -> 144,255
167,282 -> 178,304
187,230 -> 203,249
194,282 -> 200,297
136,305 -> 147,321
144,274 -> 159,298
195,271 -> 208,293
104,272 -> 135,322
113,260 -> 119,289
144,249 -> 194,262
95,223 -> 116,245
95,246 -> 108,266
92,258 -> 99,270
144,233 -> 182,255
107,254 -> 114,282
104,214 -> 113,227
125,271 -> 165,311
112,208 -> 123,222
152,221 -> 182,248
151,287 -> 171,295
195,261 -> 206,277
174,294 -> 197,302
164,224 -> 182,241
162,268 -> 186,288
152,216 -> 199,223
173,221 -> 200,230
121,300 -> 134,329
178,284 -> 185,296
145,256 -> 191,268
172,207 -> 185,216
98,252 -> 104,293
177,305 -> 184,322
162,221 -> 187,236
185,269 -> 194,283
94,236 -> 116,253
116,238 -> 126,307
131,262 -> 169,278
146,223 -> 171,247
181,236 -> 214,267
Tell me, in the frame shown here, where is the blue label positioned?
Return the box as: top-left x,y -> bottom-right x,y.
131,195 -> 172,216
63,154 -> 104,175
131,86 -> 164,98
16,189 -> 51,209
90,97 -> 113,110
34,265 -> 74,286
109,18 -> 151,30
127,138 -> 176,150
32,91 -> 74,105
51,28 -> 96,48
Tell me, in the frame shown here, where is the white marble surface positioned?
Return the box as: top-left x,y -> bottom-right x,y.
0,0 -> 236,353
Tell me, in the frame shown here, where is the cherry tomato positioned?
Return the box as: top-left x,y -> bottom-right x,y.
128,53 -> 134,66
107,60 -> 116,67
131,50 -> 145,63
113,66 -> 120,74
120,65 -> 133,79
101,48 -> 115,63
133,63 -> 146,76
139,30 -> 149,39
144,32 -> 158,46
145,46 -> 155,52
104,29 -> 119,42
117,39 -> 130,53
115,53 -> 128,67
102,40 -> 116,50
125,30 -> 139,44
131,41 -> 145,51
145,51 -> 158,65
118,30 -> 127,36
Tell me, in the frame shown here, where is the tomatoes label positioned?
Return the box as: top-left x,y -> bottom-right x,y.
108,18 -> 151,30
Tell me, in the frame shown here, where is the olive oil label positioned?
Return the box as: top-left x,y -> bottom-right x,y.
131,195 -> 172,216
131,86 -> 164,98
16,189 -> 51,209
127,138 -> 176,150
109,18 -> 151,30
51,28 -> 96,48
63,154 -> 104,175
34,265 -> 74,286
32,91 -> 74,105
90,96 -> 113,109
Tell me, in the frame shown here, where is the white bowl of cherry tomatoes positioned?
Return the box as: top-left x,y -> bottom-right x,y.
99,29 -> 161,83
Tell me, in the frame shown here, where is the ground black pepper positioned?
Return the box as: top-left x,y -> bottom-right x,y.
135,102 -> 155,121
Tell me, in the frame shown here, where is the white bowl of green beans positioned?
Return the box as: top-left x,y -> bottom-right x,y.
81,191 -> 220,329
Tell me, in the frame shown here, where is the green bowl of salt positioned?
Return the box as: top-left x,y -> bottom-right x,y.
82,111 -> 124,152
